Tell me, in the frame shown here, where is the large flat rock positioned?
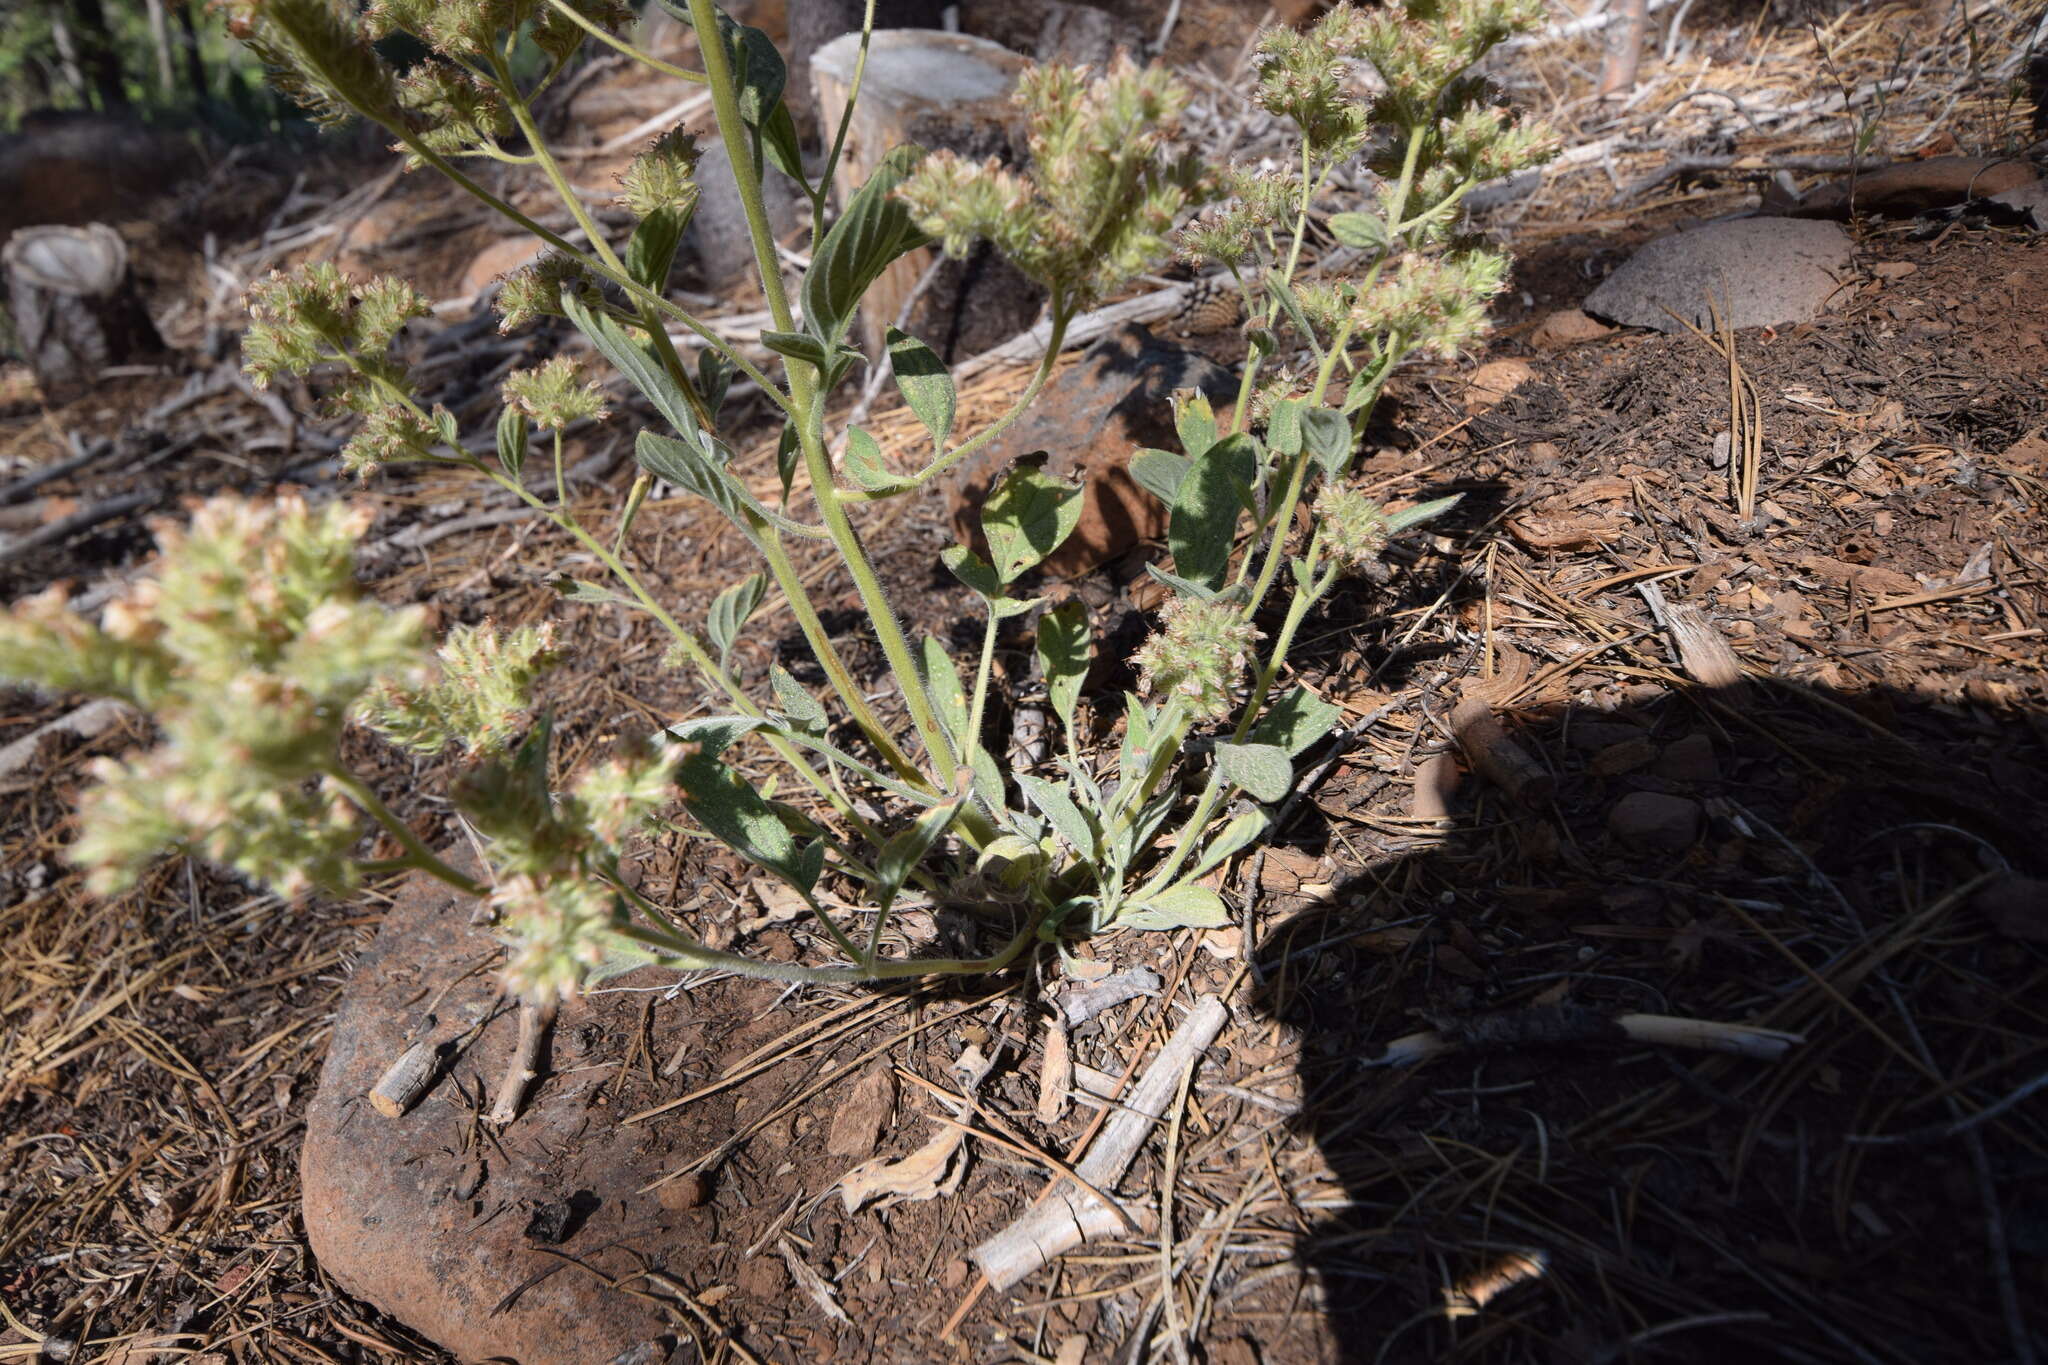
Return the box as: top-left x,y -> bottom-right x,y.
302,874 -> 686,1365
1583,218 -> 1853,334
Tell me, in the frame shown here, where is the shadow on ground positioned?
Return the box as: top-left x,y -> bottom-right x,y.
1249,673 -> 2048,1363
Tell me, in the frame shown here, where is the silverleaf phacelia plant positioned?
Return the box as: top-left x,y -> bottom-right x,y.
2,0 -> 1552,1016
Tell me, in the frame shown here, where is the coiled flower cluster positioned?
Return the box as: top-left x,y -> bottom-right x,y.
1133,596 -> 1261,722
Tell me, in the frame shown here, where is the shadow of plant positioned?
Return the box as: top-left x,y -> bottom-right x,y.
1248,674 -> 2048,1363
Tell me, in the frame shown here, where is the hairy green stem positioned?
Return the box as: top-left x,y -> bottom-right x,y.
964,610 -> 1000,776
540,0 -> 707,83
684,0 -> 956,782
611,911 -> 1040,984
328,766 -> 487,897
493,53 -> 711,430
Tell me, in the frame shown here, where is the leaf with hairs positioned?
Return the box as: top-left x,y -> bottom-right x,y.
1214,741 -> 1293,803
982,463 -> 1083,583
707,573 -> 767,668
625,204 -> 689,291
1120,883 -> 1230,931
495,407 -> 528,479
1247,687 -> 1343,757
1035,600 -> 1090,737
1129,448 -> 1188,507
563,291 -> 697,438
886,327 -> 955,450
803,145 -> 931,348
1170,432 -> 1256,590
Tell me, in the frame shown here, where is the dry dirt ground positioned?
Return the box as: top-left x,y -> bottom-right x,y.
4,2 -> 2047,1363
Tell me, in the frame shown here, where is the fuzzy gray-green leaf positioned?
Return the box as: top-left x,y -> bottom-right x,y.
1248,688 -> 1344,757
886,327 -> 955,450
1214,740 -> 1293,803
677,747 -> 807,888
845,426 -> 912,493
1173,390 -> 1216,458
625,204 -> 689,291
917,634 -> 970,755
495,406 -> 528,479
771,665 -> 827,738
1129,448 -> 1189,507
562,291 -> 697,439
1169,433 -> 1256,591
1018,773 -> 1096,858
982,464 -> 1083,583
1300,407 -> 1354,483
708,573 -> 767,668
1035,600 -> 1090,736
1120,883 -> 1231,931
803,145 -> 931,348
1383,493 -> 1462,533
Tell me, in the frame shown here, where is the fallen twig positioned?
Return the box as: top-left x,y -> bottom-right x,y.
0,489 -> 160,567
0,697 -> 138,783
1365,1007 -> 1803,1067
971,996 -> 1229,1292
487,998 -> 556,1126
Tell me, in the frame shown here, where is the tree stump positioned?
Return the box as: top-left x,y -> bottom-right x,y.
811,30 -> 1045,361
3,224 -> 167,404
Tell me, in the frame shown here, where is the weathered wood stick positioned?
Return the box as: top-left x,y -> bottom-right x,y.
1366,1008 -> 1802,1068
1450,696 -> 1555,809
488,999 -> 557,1126
0,697 -> 135,782
368,1037 -> 441,1119
972,995 -> 1227,1292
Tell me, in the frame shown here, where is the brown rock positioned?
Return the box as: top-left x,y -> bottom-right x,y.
1796,156 -> 2038,218
460,236 -> 545,298
1531,309 -> 1615,349
1589,736 -> 1655,776
301,873 -> 682,1365
1654,733 -> 1721,784
1462,358 -> 1536,412
945,322 -> 1236,577
1607,792 -> 1703,851
826,1067 -> 896,1158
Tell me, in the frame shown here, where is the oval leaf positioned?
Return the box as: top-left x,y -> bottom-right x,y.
982,463 -> 1083,583
495,406 -> 528,479
1129,448 -> 1189,507
803,145 -> 931,348
845,426 -> 912,493
886,326 -> 955,449
1247,688 -> 1343,757
1035,600 -> 1091,737
1214,740 -> 1293,803
1169,433 -> 1256,591
708,573 -> 768,667
1122,883 -> 1231,932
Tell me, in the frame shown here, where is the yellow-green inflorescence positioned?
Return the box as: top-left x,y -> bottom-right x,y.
502,356 -> 610,431
1133,596 -> 1262,722
243,263 -> 453,475
0,495 -> 426,896
359,621 -> 562,758
1317,486 -> 1394,574
895,55 -> 1212,308
618,128 -> 702,220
